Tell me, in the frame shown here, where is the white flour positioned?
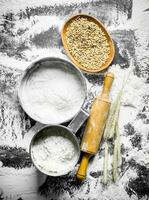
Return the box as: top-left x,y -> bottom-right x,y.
31,132 -> 78,174
0,0 -> 92,14
20,60 -> 86,124
0,167 -> 46,194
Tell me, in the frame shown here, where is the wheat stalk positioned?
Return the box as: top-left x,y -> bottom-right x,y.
113,132 -> 118,182
115,118 -> 122,166
103,142 -> 109,185
102,65 -> 134,184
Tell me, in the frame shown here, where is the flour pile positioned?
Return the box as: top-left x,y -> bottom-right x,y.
20,59 -> 86,124
31,128 -> 79,174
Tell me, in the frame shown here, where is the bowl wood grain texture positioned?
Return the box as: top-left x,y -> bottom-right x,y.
61,14 -> 115,73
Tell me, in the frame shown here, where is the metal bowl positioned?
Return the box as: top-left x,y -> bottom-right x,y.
29,125 -> 80,176
18,57 -> 87,124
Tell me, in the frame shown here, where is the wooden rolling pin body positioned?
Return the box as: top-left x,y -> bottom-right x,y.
76,72 -> 114,180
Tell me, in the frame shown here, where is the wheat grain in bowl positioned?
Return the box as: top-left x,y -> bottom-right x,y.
66,17 -> 110,70
61,15 -> 115,73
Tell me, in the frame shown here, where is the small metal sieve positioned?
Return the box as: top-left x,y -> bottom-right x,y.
30,109 -> 88,176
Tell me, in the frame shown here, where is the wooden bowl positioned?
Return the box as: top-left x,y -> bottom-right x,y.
61,14 -> 115,73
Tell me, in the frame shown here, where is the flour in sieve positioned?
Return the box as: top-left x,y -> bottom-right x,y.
21,63 -> 86,124
31,134 -> 78,173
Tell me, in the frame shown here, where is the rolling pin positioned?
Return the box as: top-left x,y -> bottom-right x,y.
76,72 -> 114,180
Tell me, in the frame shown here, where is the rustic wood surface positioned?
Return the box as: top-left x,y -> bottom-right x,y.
0,0 -> 149,199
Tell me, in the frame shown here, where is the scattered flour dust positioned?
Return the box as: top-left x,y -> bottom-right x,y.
85,63 -> 148,189
0,0 -> 148,199
31,132 -> 78,174
0,166 -> 46,199
0,0 -> 92,14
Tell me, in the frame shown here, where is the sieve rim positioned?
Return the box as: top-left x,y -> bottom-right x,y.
29,124 -> 80,176
18,57 -> 87,125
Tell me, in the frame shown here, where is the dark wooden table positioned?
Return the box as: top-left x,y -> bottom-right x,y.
0,0 -> 149,199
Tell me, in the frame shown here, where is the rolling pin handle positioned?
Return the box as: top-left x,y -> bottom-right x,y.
76,153 -> 90,181
101,72 -> 114,99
